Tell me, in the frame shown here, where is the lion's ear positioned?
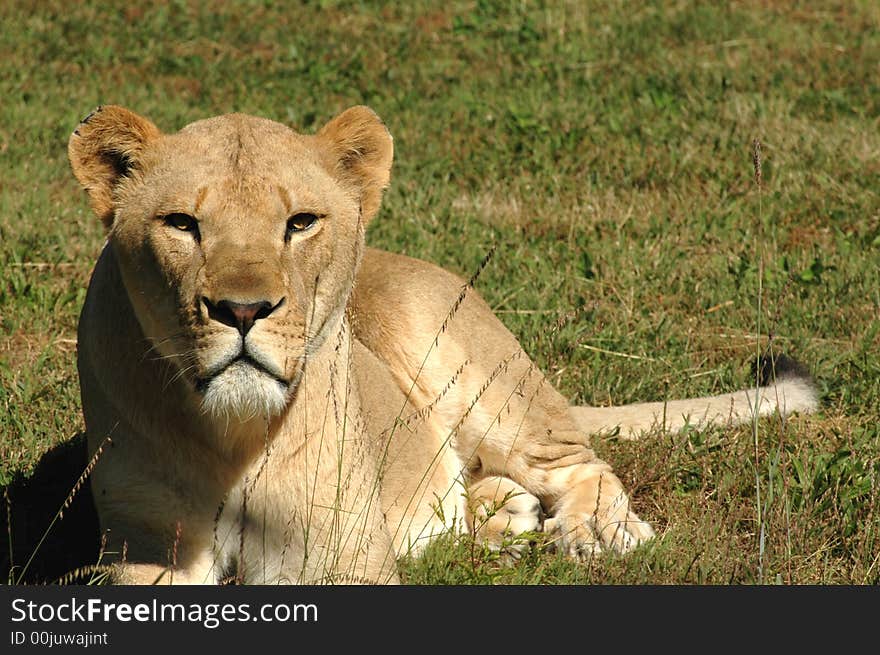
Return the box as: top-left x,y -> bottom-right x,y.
68,105 -> 162,229
317,106 -> 393,223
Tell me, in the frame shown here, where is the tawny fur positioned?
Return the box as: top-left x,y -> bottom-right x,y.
68,106 -> 817,584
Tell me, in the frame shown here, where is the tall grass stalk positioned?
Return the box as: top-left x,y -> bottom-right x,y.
751,137 -> 765,584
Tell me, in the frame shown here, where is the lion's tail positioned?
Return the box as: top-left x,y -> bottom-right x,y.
568,354 -> 819,440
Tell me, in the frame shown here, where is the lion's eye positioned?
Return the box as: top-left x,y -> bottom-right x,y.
286,213 -> 318,237
164,213 -> 198,233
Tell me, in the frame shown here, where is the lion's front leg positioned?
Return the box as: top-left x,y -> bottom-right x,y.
457,366 -> 655,558
477,440 -> 654,557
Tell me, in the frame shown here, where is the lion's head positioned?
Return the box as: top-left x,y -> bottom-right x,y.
69,105 -> 392,420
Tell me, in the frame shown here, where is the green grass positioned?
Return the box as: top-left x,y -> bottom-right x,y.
1,0 -> 878,584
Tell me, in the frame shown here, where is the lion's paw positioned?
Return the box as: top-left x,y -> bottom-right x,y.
543,517 -> 603,559
597,489 -> 655,553
471,485 -> 543,559
545,506 -> 655,559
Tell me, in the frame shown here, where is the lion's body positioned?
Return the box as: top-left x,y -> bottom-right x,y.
69,106 -> 818,584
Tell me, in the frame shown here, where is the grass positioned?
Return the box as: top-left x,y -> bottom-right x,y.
1,0 -> 878,584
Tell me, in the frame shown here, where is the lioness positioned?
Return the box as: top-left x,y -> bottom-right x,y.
69,105 -> 818,584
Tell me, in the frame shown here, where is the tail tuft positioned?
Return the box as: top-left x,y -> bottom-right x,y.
755,352 -> 812,387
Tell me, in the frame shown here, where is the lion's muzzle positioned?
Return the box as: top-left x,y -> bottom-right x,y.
194,294 -> 299,420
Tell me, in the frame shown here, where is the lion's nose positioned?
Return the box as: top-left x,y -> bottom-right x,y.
202,297 -> 282,336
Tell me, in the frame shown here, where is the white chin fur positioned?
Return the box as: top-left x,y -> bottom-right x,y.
201,360 -> 288,421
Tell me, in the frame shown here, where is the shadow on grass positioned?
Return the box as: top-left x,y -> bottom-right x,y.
2,433 -> 101,584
